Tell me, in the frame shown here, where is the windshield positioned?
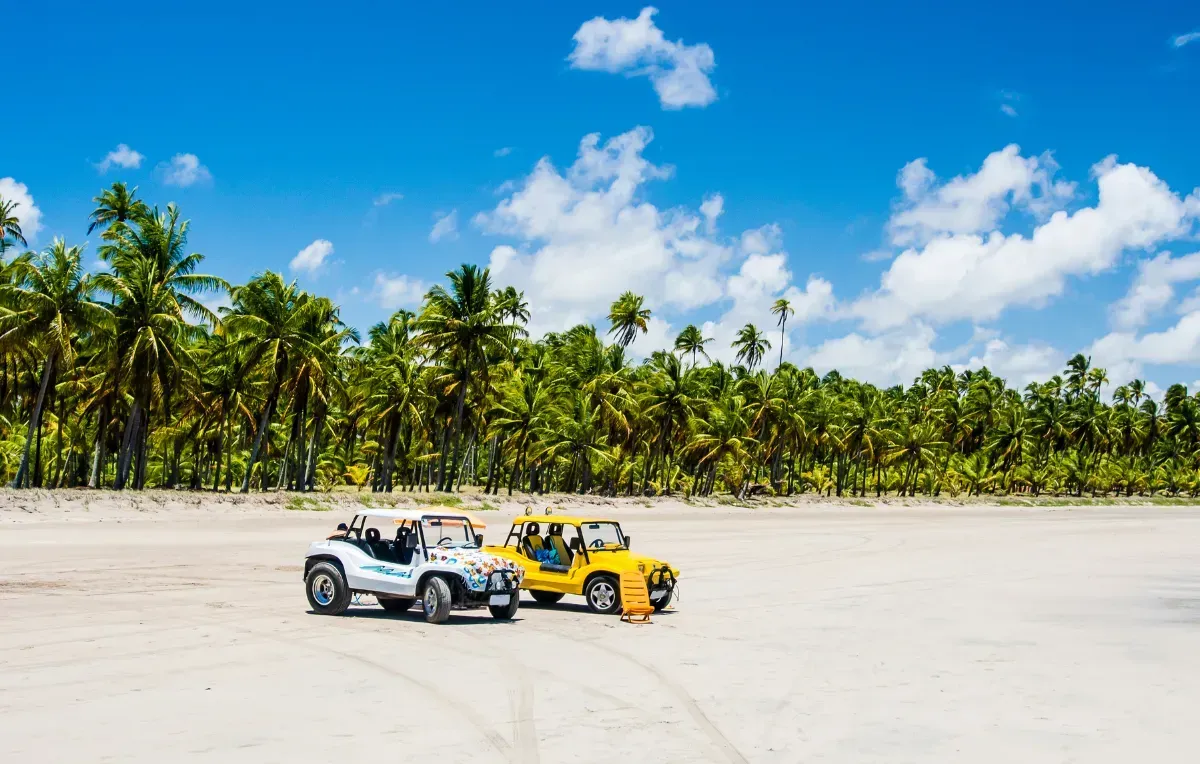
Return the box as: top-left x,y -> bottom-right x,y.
423,517 -> 477,549
580,522 -> 625,550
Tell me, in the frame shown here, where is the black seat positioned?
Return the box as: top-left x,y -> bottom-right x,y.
363,527 -> 387,560
395,528 -> 417,565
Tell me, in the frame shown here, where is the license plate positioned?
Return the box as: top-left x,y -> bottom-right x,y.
650,589 -> 667,600
489,594 -> 510,606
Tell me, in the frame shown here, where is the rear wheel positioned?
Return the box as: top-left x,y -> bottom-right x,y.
584,575 -> 621,615
530,590 -> 564,605
489,593 -> 520,620
306,562 -> 350,616
421,577 -> 452,624
378,596 -> 415,613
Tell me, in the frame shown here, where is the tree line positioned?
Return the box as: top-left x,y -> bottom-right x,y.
1,183 -> 1198,499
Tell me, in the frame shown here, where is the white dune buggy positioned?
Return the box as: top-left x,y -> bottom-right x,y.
303,508 -> 524,624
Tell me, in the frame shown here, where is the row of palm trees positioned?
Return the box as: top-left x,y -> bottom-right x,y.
2,183 -> 1199,500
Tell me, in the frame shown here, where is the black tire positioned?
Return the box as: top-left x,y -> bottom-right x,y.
306,561 -> 351,615
489,593 -> 520,620
379,596 -> 415,613
530,590 -> 565,605
421,577 -> 452,624
584,575 -> 621,615
652,588 -> 673,612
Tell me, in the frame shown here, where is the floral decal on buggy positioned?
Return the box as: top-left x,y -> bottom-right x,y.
427,547 -> 524,591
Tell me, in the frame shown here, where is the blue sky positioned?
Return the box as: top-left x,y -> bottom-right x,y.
4,2 -> 1200,392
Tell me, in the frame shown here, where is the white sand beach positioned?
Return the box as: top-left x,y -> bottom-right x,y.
2,493 -> 1199,762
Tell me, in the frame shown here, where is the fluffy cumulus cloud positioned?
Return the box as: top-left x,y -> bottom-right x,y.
0,178 -> 43,242
854,150 -> 1200,331
290,239 -> 334,274
569,7 -> 717,109
805,323 -> 944,387
158,153 -> 212,187
1109,251 -> 1200,330
429,210 -> 459,243
373,273 -> 427,310
96,143 -> 144,173
954,338 -> 1065,389
478,128 -> 715,329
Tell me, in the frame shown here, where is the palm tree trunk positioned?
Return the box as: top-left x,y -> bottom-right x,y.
12,353 -> 55,489
445,369 -> 470,491
88,399 -> 109,489
242,380 -> 282,493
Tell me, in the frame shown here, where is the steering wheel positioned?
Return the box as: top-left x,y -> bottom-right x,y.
437,536 -> 454,546
590,538 -> 605,549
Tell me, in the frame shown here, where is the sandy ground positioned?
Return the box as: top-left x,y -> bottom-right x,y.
2,493 -> 1200,763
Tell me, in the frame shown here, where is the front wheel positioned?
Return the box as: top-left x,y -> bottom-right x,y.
584,575 -> 621,615
652,588 -> 673,612
530,590 -> 564,605
306,562 -> 350,615
421,577 -> 452,624
489,593 -> 520,620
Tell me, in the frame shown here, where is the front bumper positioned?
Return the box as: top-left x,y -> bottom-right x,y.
464,570 -> 521,606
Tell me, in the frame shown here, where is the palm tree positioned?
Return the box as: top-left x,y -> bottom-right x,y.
0,240 -> 111,487
673,324 -> 711,367
223,272 -> 323,492
770,298 -> 794,368
87,182 -> 149,236
415,264 -> 510,490
732,323 -> 771,370
607,291 -> 651,348
93,204 -> 226,489
0,197 -> 28,258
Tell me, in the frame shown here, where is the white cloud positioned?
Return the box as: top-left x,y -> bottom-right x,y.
1172,31 -> 1200,48
954,338 -> 1064,388
1092,312 -> 1200,368
477,127 -> 739,334
804,323 -> 944,387
888,145 -> 1075,247
1000,103 -> 1018,118
429,210 -> 459,243
1109,250 -> 1200,330
373,273 -> 427,310
494,147 -> 513,158
699,193 -> 723,234
569,7 -> 717,109
96,144 -> 144,173
854,152 -> 1200,331
158,153 -> 212,187
290,239 -> 334,274
373,192 -> 404,207
0,178 -> 43,243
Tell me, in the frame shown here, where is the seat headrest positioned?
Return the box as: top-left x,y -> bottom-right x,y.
365,527 -> 381,543
526,522 -> 541,535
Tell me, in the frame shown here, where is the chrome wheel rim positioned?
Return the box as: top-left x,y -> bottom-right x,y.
591,581 -> 616,611
311,574 -> 335,606
424,588 -> 438,615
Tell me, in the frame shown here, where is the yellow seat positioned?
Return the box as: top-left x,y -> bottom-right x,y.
619,570 -> 654,624
547,534 -> 572,565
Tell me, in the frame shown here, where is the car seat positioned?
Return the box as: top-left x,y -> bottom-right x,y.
395,528 -> 416,565
364,527 -> 386,560
546,526 -> 573,565
521,522 -> 546,559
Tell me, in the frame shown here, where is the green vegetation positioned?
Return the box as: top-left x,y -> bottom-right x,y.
3,183 -> 1200,503
285,496 -> 331,511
